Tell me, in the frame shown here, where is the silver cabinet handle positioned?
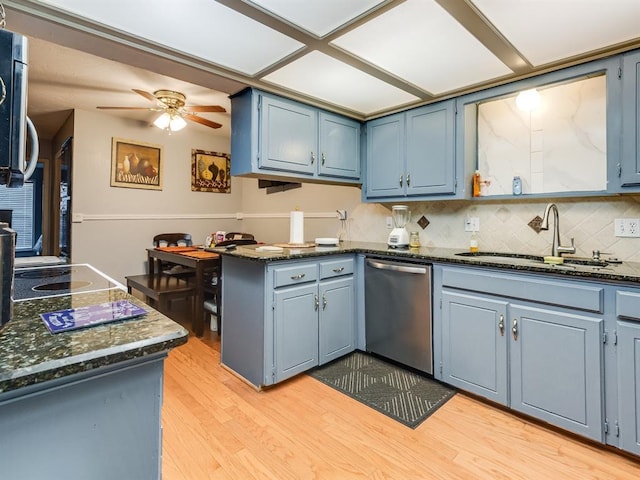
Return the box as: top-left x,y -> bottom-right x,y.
290,273 -> 306,280
311,151 -> 315,164
322,293 -> 327,310
399,175 -> 403,187
314,294 -> 319,310
407,173 -> 411,187
332,267 -> 344,273
512,318 -> 518,341
499,314 -> 504,336
322,152 -> 326,165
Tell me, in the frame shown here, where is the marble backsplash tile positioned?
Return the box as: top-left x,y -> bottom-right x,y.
348,196 -> 640,262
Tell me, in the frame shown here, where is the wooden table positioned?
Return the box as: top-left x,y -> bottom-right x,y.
147,248 -> 220,337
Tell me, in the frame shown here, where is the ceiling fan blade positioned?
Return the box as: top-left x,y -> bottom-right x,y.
96,106 -> 155,110
184,114 -> 222,129
184,105 -> 227,113
132,89 -> 159,103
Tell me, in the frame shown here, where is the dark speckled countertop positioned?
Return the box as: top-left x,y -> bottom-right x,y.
217,241 -> 640,284
0,287 -> 188,394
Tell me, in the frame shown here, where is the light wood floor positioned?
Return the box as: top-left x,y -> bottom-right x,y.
160,324 -> 640,480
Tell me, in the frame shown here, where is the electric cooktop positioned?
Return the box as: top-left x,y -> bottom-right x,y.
12,264 -> 123,301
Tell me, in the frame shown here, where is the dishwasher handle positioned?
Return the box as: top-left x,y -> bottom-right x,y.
366,259 -> 428,275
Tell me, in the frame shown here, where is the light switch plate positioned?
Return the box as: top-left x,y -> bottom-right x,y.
464,217 -> 480,232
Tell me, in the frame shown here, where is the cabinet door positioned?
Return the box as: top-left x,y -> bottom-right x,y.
259,94 -> 317,174
509,305 -> 604,442
441,291 -> 508,404
405,101 -> 455,196
318,112 -> 361,180
319,276 -> 355,364
274,283 -> 319,382
618,320 -> 640,456
365,113 -> 405,198
621,51 -> 640,187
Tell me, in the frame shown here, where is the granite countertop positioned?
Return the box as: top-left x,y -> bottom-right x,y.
0,288 -> 188,394
218,241 -> 640,284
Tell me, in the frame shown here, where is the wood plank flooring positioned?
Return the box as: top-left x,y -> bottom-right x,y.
161,330 -> 640,480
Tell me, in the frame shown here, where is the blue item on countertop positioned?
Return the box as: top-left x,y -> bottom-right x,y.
40,300 -> 147,333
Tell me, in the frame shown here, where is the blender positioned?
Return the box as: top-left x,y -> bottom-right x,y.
387,205 -> 410,248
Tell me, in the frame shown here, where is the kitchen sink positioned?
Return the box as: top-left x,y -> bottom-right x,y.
455,251 -> 611,268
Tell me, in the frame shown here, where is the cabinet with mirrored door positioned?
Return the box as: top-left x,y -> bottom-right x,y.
456,55 -> 630,199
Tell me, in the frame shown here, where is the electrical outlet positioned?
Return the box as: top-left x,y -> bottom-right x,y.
386,216 -> 393,228
72,213 -> 83,223
464,217 -> 480,232
614,218 -> 640,237
336,209 -> 347,221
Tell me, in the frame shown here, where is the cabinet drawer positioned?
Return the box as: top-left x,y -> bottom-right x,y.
616,290 -> 640,321
441,266 -> 603,313
273,263 -> 318,288
320,258 -> 354,279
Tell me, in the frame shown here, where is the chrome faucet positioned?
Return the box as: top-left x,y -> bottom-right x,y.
540,203 -> 576,257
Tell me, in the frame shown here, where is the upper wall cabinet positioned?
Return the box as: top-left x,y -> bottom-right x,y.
621,50 -> 640,189
363,100 -> 457,201
230,88 -> 361,185
456,56 -> 623,199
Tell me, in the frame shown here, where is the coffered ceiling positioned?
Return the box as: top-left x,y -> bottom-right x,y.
5,0 -> 640,126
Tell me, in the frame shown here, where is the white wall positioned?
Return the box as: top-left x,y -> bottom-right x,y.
71,109 -> 243,282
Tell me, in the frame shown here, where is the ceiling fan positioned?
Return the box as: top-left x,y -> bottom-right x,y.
97,89 -> 226,131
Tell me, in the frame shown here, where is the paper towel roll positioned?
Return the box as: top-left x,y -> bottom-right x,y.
289,211 -> 304,244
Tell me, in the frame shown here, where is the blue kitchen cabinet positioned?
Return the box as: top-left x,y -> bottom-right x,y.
221,255 -> 356,387
273,257 -> 356,382
441,291 -> 508,404
617,320 -> 640,456
319,275 -> 355,364
274,282 -> 319,381
259,94 -> 317,174
364,100 -> 456,201
621,50 -> 640,188
616,289 -> 640,456
230,88 -> 361,184
436,265 -> 604,442
318,112 -> 361,179
509,304 -> 603,441
365,113 -> 405,197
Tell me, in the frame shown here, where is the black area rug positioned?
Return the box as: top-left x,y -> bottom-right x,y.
309,351 -> 456,429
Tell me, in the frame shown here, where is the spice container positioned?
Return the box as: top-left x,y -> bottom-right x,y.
409,231 -> 420,248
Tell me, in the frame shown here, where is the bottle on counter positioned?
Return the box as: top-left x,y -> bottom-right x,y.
512,175 -> 522,195
472,170 -> 481,197
469,231 -> 479,253
409,231 -> 420,248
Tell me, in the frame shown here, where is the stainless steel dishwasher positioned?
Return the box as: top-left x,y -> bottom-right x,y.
365,258 -> 433,374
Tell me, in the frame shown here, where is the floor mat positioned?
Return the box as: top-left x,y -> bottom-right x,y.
309,351 -> 456,429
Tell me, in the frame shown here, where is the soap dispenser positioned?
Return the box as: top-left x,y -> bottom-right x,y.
469,231 -> 479,253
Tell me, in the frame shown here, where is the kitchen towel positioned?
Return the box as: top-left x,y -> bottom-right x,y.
289,211 -> 304,245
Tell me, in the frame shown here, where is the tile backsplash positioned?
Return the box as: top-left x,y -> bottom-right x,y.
349,196 -> 640,262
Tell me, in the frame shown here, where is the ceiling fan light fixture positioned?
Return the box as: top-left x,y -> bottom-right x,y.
153,111 -> 171,130
169,114 -> 187,131
153,111 -> 187,131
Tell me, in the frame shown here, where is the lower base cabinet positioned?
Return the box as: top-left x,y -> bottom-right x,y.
222,255 -> 356,388
438,265 -> 605,442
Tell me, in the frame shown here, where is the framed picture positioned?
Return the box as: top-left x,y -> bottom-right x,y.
191,149 -> 231,193
111,138 -> 163,190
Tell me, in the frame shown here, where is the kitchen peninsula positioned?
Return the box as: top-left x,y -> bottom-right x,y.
0,269 -> 188,480
219,241 -> 640,457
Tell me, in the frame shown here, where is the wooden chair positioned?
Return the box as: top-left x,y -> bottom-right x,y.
153,233 -> 194,276
224,232 -> 254,241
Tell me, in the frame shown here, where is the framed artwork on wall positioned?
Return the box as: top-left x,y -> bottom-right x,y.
191,149 -> 231,193
110,138 -> 163,190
